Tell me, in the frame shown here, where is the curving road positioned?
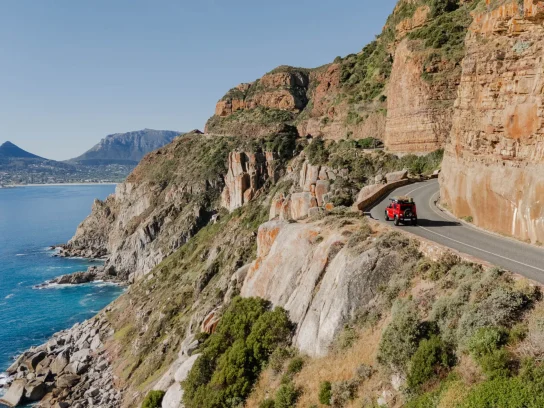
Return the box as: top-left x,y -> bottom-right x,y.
368,179 -> 544,283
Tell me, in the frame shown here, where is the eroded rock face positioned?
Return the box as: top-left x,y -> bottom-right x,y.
440,0 -> 544,243
384,38 -> 458,153
59,134 -> 231,282
241,220 -> 403,356
221,151 -> 279,211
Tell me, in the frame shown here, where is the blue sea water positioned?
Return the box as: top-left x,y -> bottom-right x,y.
0,185 -> 124,388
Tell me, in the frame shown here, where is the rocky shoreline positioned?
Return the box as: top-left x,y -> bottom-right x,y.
33,265 -> 124,289
0,314 -> 121,408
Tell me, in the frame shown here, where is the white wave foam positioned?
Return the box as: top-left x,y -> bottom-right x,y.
0,372 -> 11,387
5,294 -> 14,299
15,253 -> 26,256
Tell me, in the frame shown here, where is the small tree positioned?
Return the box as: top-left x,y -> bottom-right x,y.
142,390 -> 165,408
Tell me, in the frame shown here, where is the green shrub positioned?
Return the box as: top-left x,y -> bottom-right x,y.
286,357 -> 304,375
269,347 -> 296,374
318,381 -> 332,405
457,286 -> 532,347
183,297 -> 294,408
378,299 -> 423,370
407,335 -> 454,389
467,327 -> 508,359
458,376 -> 544,407
478,349 -> 511,379
275,382 -> 299,408
305,137 -> 328,165
259,399 -> 276,408
142,390 -> 165,408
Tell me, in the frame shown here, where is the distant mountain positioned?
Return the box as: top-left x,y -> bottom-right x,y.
0,141 -> 44,159
68,129 -> 182,166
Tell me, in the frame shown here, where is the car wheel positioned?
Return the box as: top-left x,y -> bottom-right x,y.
412,217 -> 417,226
384,211 -> 389,221
394,216 -> 399,226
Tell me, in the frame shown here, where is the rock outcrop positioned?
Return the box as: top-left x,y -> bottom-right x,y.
440,0 -> 544,244
269,160 -> 334,221
221,151 -> 279,211
241,220 -> 409,356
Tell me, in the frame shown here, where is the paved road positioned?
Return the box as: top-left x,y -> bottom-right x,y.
368,179 -> 544,283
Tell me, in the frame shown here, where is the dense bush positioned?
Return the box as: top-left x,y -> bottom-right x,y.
407,335 -> 454,389
458,376 -> 544,407
269,347 -> 296,374
275,382 -> 300,408
286,357 -> 304,375
305,137 -> 329,166
467,327 -> 508,359
183,297 -> 294,408
318,381 -> 332,405
142,390 -> 165,408
330,380 -> 359,407
259,399 -> 276,408
428,0 -> 460,17
378,299 -> 423,370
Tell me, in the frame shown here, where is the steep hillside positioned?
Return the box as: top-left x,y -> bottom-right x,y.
69,129 -> 181,165
206,0 -> 478,153
59,129 -> 299,281
440,0 -> 544,244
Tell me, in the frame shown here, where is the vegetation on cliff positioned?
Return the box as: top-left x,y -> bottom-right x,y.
245,238 -> 544,407
183,297 -> 294,408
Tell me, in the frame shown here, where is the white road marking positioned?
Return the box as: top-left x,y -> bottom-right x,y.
416,225 -> 544,273
405,182 -> 433,196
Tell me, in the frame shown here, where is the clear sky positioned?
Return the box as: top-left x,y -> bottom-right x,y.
0,0 -> 397,160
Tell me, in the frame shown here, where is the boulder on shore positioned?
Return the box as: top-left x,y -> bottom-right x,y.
0,379 -> 26,407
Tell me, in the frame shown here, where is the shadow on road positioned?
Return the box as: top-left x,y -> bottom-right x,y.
417,218 -> 461,227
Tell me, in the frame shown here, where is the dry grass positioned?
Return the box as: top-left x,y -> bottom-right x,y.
517,301 -> 544,361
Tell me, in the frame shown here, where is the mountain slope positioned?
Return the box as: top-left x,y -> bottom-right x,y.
68,129 -> 182,165
0,141 -> 44,159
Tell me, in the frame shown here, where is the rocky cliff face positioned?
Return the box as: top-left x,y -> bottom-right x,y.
440,0 -> 544,244
61,133 -> 233,282
205,0 -> 474,153
240,219 -> 413,357
221,151 -> 279,211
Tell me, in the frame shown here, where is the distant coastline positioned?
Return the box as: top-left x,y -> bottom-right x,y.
4,182 -> 119,187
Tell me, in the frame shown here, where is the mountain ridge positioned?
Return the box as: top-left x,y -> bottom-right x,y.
68,129 -> 182,165
0,141 -> 45,160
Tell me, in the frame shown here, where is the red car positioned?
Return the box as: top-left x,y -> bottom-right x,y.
385,196 -> 418,226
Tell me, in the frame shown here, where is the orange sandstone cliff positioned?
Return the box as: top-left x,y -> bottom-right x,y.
440,0 -> 544,243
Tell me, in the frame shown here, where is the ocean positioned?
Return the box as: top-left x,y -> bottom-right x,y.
0,185 -> 124,402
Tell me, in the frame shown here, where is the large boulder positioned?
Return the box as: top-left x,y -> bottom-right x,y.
290,192 -> 317,220
50,351 -> 69,375
25,380 -> 46,401
0,379 -> 26,407
315,180 -> 330,207
56,373 -> 80,389
385,170 -> 408,183
24,351 -> 47,370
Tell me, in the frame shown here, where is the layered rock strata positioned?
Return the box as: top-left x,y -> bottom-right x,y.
440,0 -> 544,243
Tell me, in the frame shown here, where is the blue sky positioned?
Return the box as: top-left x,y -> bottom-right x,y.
0,0 -> 397,160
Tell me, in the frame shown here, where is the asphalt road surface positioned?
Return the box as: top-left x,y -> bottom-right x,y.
369,179 -> 544,283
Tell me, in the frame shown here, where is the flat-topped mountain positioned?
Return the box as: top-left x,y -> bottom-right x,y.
68,129 -> 182,165
0,141 -> 44,160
